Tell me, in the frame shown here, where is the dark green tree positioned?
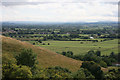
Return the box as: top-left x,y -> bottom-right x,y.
72,68 -> 86,78
16,49 -> 37,68
62,52 -> 66,55
72,68 -> 95,79
38,40 -> 42,43
95,51 -> 101,56
81,61 -> 104,79
48,43 -> 50,45
99,61 -> 107,68
33,66 -> 71,79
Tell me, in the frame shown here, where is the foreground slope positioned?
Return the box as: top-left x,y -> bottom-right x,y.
2,36 -> 82,72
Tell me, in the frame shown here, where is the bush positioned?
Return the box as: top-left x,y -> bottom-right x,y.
81,61 -> 104,79
42,43 -> 45,45
72,68 -> 95,79
102,57 -> 114,66
33,43 -> 35,45
62,52 -> 66,55
83,68 -> 95,79
15,49 -> 37,68
2,54 -> 16,65
95,51 -> 101,56
80,42 -> 83,44
72,68 -> 86,78
104,68 -> 120,79
83,53 -> 102,63
104,72 -> 116,79
33,66 -> 71,79
48,43 -> 50,45
38,40 -> 42,43
2,64 -> 32,78
99,61 -> 107,68
61,51 -> 74,57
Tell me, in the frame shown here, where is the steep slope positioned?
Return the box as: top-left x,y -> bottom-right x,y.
2,36 -> 82,72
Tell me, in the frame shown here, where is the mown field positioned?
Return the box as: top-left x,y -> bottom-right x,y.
28,39 -> 118,55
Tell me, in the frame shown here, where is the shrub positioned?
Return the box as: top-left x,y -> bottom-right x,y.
72,68 -> 95,79
38,40 -> 42,43
95,51 -> 101,56
81,61 -> 104,79
33,66 -> 71,79
33,43 -> 35,45
2,64 -> 32,78
48,43 -> 50,45
15,49 -> 37,68
72,68 -> 86,78
99,61 -> 107,68
42,43 -> 45,45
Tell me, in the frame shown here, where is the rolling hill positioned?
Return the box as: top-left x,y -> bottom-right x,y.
2,36 -> 82,72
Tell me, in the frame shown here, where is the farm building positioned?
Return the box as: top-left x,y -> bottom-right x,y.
90,37 -> 94,39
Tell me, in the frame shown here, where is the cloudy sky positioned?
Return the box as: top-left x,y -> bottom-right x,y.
1,0 -> 119,22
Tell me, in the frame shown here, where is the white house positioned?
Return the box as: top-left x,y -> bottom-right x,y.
90,37 -> 94,39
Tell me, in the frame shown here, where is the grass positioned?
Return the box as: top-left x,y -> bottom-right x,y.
2,36 -> 117,72
2,36 -> 82,72
29,39 -> 118,55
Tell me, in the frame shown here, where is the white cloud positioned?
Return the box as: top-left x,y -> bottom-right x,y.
2,0 -> 119,2
1,0 -> 118,22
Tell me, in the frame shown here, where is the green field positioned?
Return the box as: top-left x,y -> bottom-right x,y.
28,39 -> 118,55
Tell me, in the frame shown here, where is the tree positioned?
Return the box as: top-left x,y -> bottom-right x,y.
95,51 -> 101,56
66,51 -> 73,57
118,53 -> 120,62
70,34 -> 79,38
99,61 -> 107,68
102,57 -> 113,66
104,72 -> 116,79
88,50 -> 95,55
38,40 -> 42,43
80,42 -> 83,44
72,68 -> 86,78
15,49 -> 37,68
48,43 -> 50,45
62,52 -> 66,55
33,43 -> 35,45
34,66 -> 71,79
2,64 -> 32,78
109,52 -> 117,59
110,52 -> 114,56
42,43 -> 45,45
81,61 -> 104,79
97,32 -> 101,36
83,53 -> 101,63
104,68 -> 120,79
72,68 -> 95,79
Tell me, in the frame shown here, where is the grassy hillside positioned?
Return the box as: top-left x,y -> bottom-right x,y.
2,36 -> 82,72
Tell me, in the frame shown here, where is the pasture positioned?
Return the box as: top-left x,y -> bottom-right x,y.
28,39 -> 118,55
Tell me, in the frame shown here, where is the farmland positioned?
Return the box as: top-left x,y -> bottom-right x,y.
2,22 -> 119,56
2,22 -> 120,79
28,39 -> 118,55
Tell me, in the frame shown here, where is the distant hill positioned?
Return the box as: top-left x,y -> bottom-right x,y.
2,36 -> 82,72
2,21 -> 117,30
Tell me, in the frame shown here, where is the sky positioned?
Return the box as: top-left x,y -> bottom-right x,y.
0,0 -> 119,22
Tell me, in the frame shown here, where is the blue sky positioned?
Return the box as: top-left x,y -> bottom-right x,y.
1,0 -> 119,22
